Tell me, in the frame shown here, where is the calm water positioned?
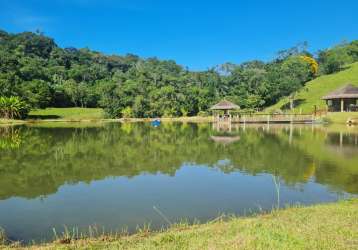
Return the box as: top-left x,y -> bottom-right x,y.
0,122 -> 357,243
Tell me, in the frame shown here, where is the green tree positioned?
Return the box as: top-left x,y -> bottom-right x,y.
20,80 -> 51,108
318,45 -> 353,74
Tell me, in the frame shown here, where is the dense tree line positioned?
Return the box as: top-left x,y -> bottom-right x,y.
0,29 -> 357,118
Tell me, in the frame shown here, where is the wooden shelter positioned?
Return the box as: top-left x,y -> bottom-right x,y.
322,84 -> 358,112
210,100 -> 240,122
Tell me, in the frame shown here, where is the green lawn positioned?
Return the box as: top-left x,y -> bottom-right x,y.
28,108 -> 105,120
3,199 -> 357,250
266,62 -> 358,114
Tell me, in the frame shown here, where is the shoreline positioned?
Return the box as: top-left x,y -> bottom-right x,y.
0,116 -> 215,125
1,109 -> 358,125
1,199 -> 357,249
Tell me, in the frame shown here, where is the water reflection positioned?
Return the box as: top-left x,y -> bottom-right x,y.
0,123 -> 357,200
0,126 -> 22,150
0,122 -> 357,242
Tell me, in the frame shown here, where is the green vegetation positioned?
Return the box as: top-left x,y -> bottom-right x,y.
2,199 -> 357,250
266,62 -> 358,114
1,29 -> 357,118
28,108 -> 104,120
0,96 -> 29,119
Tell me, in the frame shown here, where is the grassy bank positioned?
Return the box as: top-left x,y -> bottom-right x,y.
2,107 -> 358,125
4,108 -> 213,124
25,108 -> 358,125
2,199 -> 357,250
28,108 -> 105,121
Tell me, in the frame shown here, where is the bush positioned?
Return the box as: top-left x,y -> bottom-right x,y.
0,96 -> 30,119
197,111 -> 209,117
121,106 -> 134,118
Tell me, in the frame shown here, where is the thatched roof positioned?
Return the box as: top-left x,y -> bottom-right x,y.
322,84 -> 358,100
210,100 -> 240,110
210,136 -> 240,144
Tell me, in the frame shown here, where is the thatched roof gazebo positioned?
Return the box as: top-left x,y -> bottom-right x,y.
210,100 -> 240,122
322,84 -> 358,112
210,100 -> 240,111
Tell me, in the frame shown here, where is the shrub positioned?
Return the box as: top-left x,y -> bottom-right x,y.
121,106 -> 134,118
0,96 -> 29,119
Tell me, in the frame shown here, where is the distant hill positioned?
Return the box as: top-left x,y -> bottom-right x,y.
266,62 -> 358,113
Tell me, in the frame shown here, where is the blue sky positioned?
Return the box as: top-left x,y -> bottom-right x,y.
0,0 -> 357,70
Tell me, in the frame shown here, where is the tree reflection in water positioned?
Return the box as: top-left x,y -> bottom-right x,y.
0,122 -> 357,200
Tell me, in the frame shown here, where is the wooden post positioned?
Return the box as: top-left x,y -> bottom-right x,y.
243,115 -> 246,131
341,99 -> 344,112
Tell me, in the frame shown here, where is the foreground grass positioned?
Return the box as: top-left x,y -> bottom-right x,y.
267,62 -> 358,114
2,199 -> 357,250
28,108 -> 104,120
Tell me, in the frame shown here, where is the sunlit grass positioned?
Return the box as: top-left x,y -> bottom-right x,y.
28,108 -> 104,120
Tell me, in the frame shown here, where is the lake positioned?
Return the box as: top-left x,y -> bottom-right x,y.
0,122 -> 357,243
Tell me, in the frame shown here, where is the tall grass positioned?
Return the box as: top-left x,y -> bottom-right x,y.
0,227 -> 7,245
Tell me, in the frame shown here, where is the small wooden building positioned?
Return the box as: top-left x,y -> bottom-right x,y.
322,84 -> 358,112
210,100 -> 240,122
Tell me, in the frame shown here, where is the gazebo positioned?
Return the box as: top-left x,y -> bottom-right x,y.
210,100 -> 240,122
322,84 -> 358,112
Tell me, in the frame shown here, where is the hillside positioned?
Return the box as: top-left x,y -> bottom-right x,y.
266,62 -> 358,113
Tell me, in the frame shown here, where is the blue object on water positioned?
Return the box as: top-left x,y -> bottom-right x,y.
151,119 -> 161,127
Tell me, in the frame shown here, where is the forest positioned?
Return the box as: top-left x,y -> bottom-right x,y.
0,29 -> 357,118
